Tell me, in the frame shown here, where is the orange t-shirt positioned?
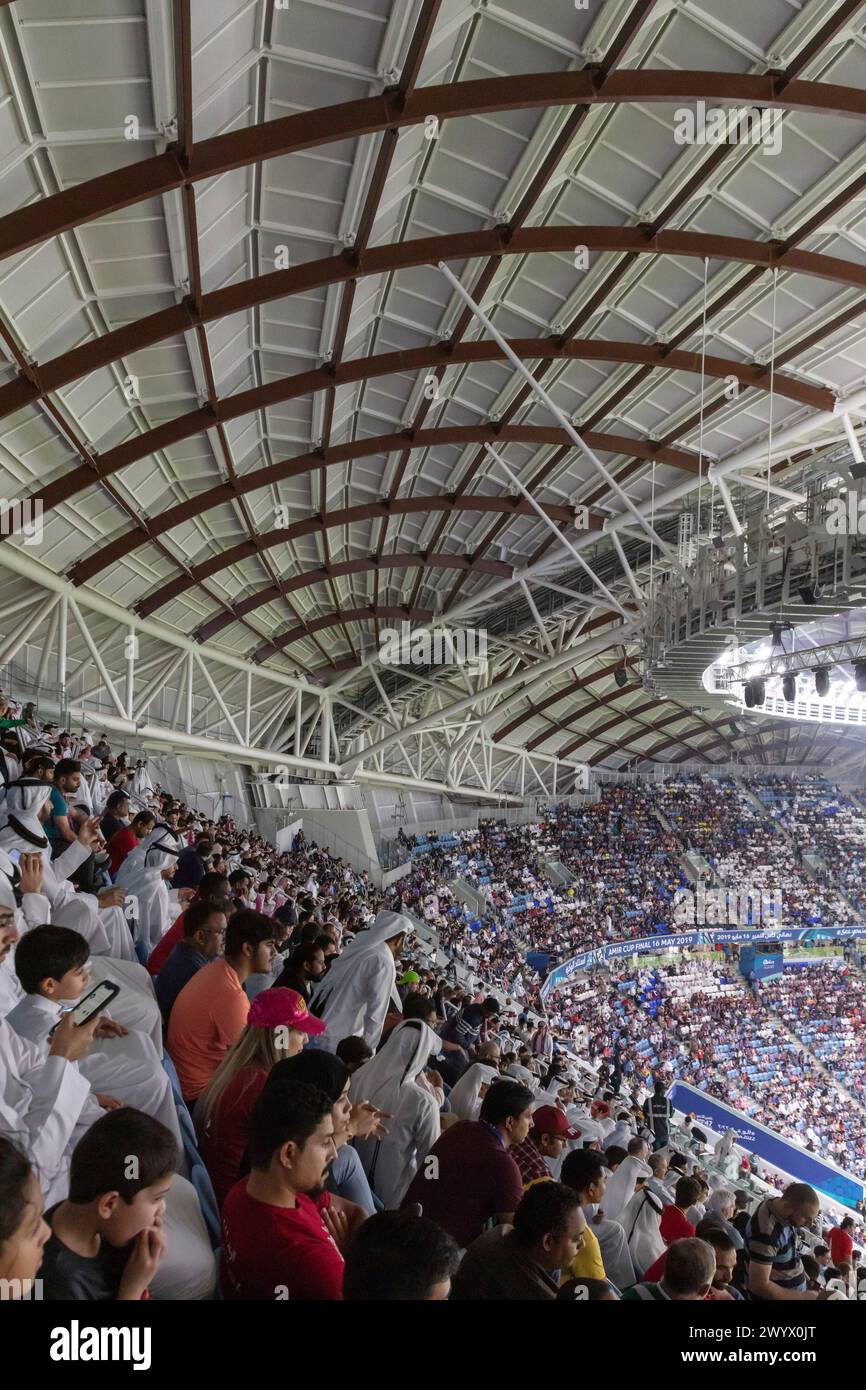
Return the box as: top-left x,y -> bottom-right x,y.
167,958 -> 249,1101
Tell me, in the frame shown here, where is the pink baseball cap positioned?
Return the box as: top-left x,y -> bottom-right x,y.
248,987 -> 327,1036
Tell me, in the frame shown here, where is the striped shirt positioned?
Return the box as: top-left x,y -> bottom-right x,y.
743,1197 -> 806,1295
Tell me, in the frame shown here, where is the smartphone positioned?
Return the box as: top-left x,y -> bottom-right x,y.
7,849 -> 21,865
69,980 -> 120,1027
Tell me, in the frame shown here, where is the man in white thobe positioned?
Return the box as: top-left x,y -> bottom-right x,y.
309,909 -> 411,1053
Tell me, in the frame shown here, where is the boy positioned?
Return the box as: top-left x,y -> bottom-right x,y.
41,1108 -> 176,1300
6,925 -> 181,1142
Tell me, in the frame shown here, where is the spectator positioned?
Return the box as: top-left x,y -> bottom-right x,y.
451,1181 -> 586,1300
274,941 -> 326,1003
167,909 -> 277,1103
743,1182 -> 823,1300
622,1236 -> 716,1302
510,1105 -> 579,1189
106,810 -> 155,878
99,791 -> 131,845
45,760 -> 86,853
196,988 -> 326,1206
145,872 -> 233,975
154,900 -> 229,1022
39,1108 -> 176,1300
660,1175 -> 702,1244
172,837 -> 212,892
0,1138 -> 50,1295
400,1080 -> 533,1249
350,1019 -> 441,1208
310,910 -> 410,1054
828,1215 -> 856,1272
342,1211 -> 459,1300
219,1081 -> 344,1300
269,1051 -> 381,1214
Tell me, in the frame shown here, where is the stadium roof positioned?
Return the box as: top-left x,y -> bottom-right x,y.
3,0 -> 866,790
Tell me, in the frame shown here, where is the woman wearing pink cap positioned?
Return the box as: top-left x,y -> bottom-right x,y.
196,987 -> 327,1207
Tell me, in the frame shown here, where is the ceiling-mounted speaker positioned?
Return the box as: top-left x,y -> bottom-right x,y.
799,583 -> 820,606
614,668 -> 628,688
814,667 -> 830,698
782,673 -> 796,703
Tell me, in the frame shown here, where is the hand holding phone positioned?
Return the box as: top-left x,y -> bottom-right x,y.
49,980 -> 120,1043
48,1009 -> 100,1063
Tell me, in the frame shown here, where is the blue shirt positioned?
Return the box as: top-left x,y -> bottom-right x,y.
155,940 -> 209,1020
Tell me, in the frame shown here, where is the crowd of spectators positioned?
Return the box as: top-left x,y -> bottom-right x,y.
547,958 -> 866,1178
1,697 -> 865,1303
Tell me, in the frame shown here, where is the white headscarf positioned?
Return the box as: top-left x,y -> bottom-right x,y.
334,909 -> 413,962
350,1019 -> 440,1115
603,1118 -> 633,1151
448,1062 -> 500,1122
350,1019 -> 442,1208
0,779 -> 53,852
116,823 -> 180,887
0,847 -> 18,910
603,1153 -> 653,1224
620,1185 -> 666,1278
313,909 -> 412,1015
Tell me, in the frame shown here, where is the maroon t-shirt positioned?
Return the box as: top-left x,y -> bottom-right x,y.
400,1120 -> 524,1249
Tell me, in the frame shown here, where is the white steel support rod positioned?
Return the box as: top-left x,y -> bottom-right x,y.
57,591 -> 68,693
193,670 -> 245,735
67,598 -> 128,721
711,471 -> 745,538
244,668 -> 252,746
294,687 -> 303,755
0,545 -> 325,701
842,412 -> 865,465
439,261 -> 677,560
605,524 -> 647,609
519,579 -> 556,655
193,651 -> 244,744
531,578 -> 597,609
185,649 -> 194,735
341,620 -> 636,775
321,699 -> 331,766
724,472 -> 806,504
485,444 -> 631,619
125,625 -> 136,720
0,593 -> 46,625
249,690 -> 289,748
170,660 -> 187,731
35,603 -> 60,691
134,651 -> 187,724
0,592 -> 58,669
